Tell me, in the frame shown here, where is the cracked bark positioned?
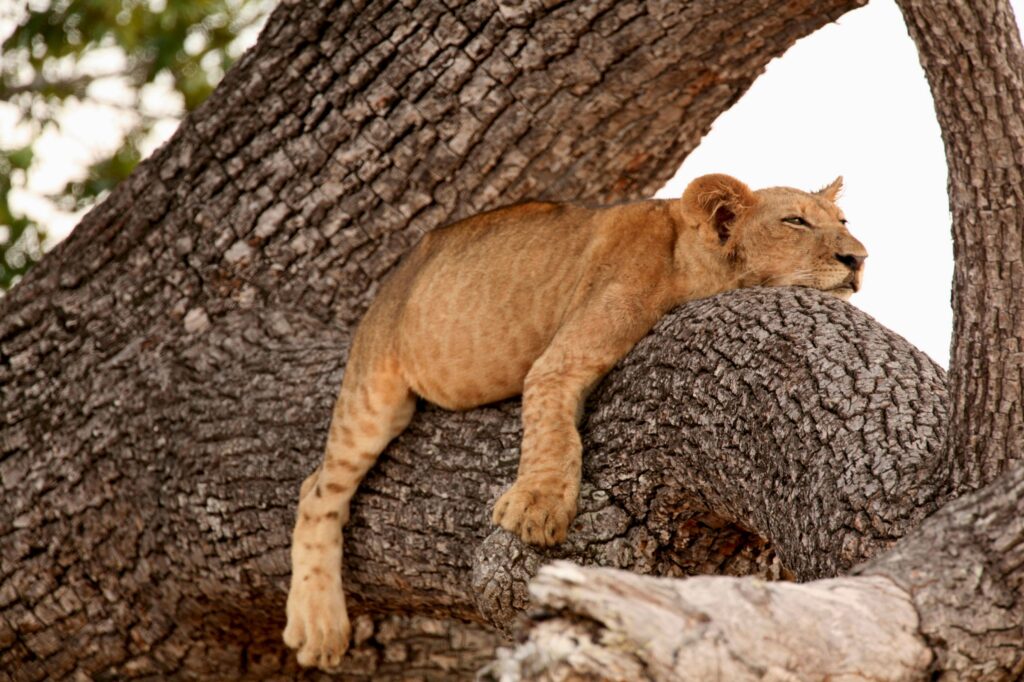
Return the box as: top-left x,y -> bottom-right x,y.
17,0 -> 1009,679
896,0 -> 1024,490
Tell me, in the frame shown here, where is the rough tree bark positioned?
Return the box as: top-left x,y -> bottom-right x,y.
492,1 -> 1024,679
897,1 -> 1024,490
19,0 -> 1021,679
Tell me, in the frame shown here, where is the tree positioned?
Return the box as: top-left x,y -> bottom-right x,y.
1,1 -> 1019,680
0,0 -> 271,289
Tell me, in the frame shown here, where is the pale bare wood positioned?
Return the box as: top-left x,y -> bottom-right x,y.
485,562 -> 929,682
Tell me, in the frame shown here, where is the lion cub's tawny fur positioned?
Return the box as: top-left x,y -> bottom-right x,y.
284,174 -> 867,670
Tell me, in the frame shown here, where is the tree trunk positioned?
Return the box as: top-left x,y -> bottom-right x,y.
896,0 -> 1024,489
19,0 -> 1001,678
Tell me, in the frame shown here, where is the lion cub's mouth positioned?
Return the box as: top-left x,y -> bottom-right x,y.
825,274 -> 860,297
824,282 -> 858,300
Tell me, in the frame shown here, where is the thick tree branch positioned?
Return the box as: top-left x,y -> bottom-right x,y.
489,463 -> 1024,680
469,288 -> 948,632
1,287 -> 949,679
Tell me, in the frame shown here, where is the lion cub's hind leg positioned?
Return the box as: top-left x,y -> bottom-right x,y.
284,354 -> 415,671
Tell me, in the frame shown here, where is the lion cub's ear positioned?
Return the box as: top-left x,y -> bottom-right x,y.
681,174 -> 757,244
816,176 -> 844,202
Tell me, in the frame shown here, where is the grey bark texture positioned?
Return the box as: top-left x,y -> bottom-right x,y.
896,0 -> 1024,490
16,0 -> 1022,679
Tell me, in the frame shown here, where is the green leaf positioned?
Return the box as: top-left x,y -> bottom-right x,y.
0,0 -> 271,291
7,146 -> 34,171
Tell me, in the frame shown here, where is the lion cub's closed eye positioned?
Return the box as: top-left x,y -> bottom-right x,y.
283,173 -> 868,670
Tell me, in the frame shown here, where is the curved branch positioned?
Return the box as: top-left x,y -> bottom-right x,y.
895,0 -> 1024,487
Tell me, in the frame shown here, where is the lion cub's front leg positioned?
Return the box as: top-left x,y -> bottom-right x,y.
492,364 -> 584,545
493,299 -> 658,546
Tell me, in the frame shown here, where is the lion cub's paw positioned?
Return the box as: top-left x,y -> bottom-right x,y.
283,576 -> 350,671
492,480 -> 578,546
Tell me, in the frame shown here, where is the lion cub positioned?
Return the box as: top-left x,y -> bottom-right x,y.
284,174 -> 867,669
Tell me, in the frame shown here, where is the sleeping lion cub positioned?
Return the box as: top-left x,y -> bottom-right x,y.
284,173 -> 867,669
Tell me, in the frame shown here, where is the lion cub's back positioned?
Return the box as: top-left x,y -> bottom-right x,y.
396,201 -> 598,409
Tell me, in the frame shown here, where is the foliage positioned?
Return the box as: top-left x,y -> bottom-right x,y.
0,0 -> 270,289
0,145 -> 40,289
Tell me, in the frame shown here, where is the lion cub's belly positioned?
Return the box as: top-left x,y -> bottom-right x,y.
383,202 -> 596,410
395,244 -> 586,410
397,277 -> 567,410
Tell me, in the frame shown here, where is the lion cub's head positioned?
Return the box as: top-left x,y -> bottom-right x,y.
681,174 -> 867,300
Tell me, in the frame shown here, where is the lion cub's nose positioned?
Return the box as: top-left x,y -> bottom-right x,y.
835,252 -> 866,272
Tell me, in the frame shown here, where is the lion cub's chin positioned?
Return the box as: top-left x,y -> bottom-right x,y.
826,287 -> 855,301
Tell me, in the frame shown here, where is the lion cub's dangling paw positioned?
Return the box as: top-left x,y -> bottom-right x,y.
492,479 -> 578,546
283,575 -> 351,671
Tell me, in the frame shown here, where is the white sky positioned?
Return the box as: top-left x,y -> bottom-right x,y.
658,0 -> 978,368
8,0 -> 1024,368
